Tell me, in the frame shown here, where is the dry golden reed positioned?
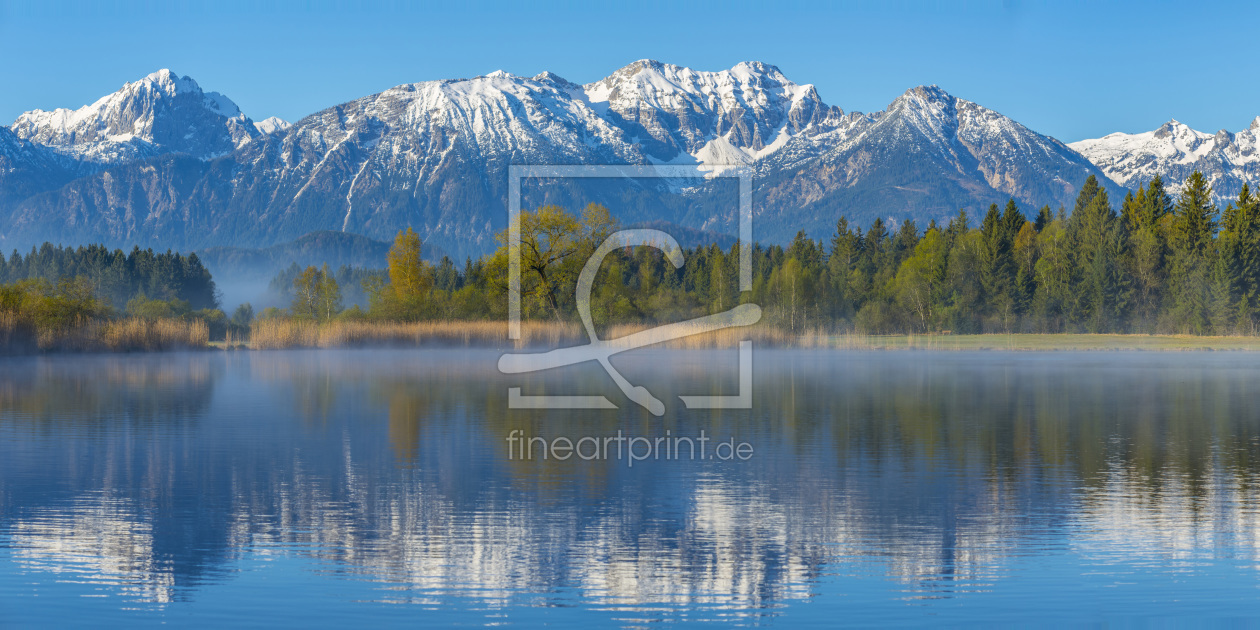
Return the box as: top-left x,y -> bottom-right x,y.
0,316 -> 208,353
100,318 -> 209,351
244,320 -> 1260,352
247,318 -> 825,350
250,319 -> 589,349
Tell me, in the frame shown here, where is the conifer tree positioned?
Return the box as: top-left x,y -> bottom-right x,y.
1167,172 -> 1218,333
980,202 -> 1019,329
827,217 -> 861,319
1145,175 -> 1174,225
1213,184 -> 1260,332
1034,205 -> 1053,232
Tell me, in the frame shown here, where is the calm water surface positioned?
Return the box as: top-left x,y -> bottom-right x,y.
2,349 -> 1260,627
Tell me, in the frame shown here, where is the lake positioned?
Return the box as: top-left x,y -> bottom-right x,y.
2,349 -> 1259,627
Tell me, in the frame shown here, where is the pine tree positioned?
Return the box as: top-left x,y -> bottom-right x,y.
1069,186 -> 1129,331
1121,190 -> 1141,232
827,217 -> 862,320
893,219 -> 920,264
980,202 -> 1020,329
1034,205 -> 1053,232
1013,222 -> 1038,318
1213,184 -> 1260,333
1074,175 -> 1102,218
1145,175 -> 1174,225
1167,171 -> 1219,333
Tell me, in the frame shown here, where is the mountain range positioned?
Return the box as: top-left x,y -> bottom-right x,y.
1070,118 -> 1260,204
1,61 -> 1252,262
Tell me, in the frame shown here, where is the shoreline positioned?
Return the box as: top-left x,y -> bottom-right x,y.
226,330 -> 1260,352
9,315 -> 1260,355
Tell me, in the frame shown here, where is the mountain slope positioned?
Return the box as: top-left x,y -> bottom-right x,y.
10,69 -> 260,164
754,85 -> 1124,234
0,127 -> 84,214
1,62 -> 1125,256
1070,118 -> 1260,203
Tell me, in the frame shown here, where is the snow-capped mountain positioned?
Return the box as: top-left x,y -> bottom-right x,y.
10,69 -> 260,164
587,60 -> 837,165
253,116 -> 291,135
0,61 -> 1122,257
754,85 -> 1123,230
1071,118 -> 1260,203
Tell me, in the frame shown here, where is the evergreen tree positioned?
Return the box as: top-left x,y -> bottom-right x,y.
1034,205 -> 1053,232
1213,184 -> 1260,333
827,217 -> 862,320
1145,175 -> 1174,226
1073,175 -> 1102,218
980,202 -> 1019,329
1167,172 -> 1219,333
1072,188 -> 1129,331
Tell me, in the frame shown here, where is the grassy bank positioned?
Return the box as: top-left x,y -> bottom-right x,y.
814,333 -> 1260,351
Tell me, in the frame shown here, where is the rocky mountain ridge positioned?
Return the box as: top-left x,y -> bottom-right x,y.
3,61 -> 1128,258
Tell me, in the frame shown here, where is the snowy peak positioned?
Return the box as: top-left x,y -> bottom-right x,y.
1151,119 -> 1206,144
895,84 -> 954,107
10,69 -> 259,163
259,68 -> 643,180
586,59 -> 822,116
0,60 -> 1133,258
881,85 -> 962,132
1071,117 -> 1260,202
142,68 -> 202,98
253,116 -> 291,135
582,59 -> 831,163
795,82 -> 1112,216
531,71 -> 581,90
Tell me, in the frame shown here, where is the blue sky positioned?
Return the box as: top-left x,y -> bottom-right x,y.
1,0 -> 1256,142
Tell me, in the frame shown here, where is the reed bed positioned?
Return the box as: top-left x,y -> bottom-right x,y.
245,319 -> 1260,352
101,318 -> 210,351
602,322 -> 808,348
7,313 -> 1260,353
0,316 -> 209,354
248,318 -> 819,350
250,318 -> 589,349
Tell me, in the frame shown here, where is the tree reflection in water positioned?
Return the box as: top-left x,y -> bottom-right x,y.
1,349 -> 1259,623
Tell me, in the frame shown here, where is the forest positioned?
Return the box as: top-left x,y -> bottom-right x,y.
1,168 -> 1256,350
0,245 -> 219,310
273,170 -> 1253,336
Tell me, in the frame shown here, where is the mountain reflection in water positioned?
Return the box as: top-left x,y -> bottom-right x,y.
2,350 -> 1260,626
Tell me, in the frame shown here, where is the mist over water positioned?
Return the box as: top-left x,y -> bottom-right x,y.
2,350 -> 1260,626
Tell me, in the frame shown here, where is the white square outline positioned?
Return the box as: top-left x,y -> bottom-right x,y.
507,164 -> 752,340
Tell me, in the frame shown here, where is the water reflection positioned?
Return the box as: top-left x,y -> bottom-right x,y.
2,350 -> 1260,624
